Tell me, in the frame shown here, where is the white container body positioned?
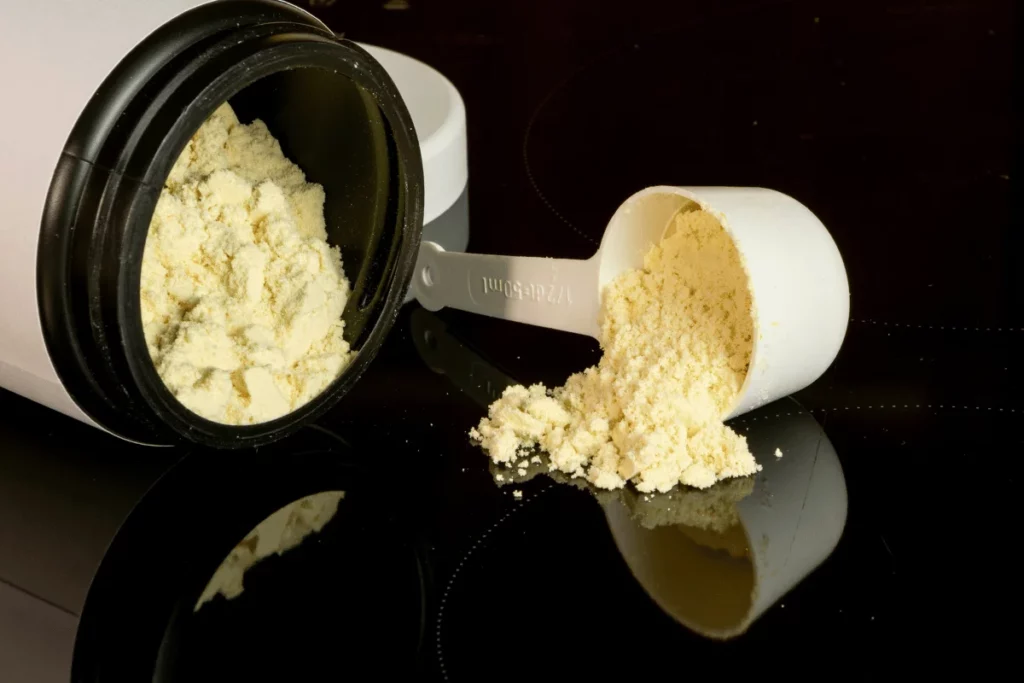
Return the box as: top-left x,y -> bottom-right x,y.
0,0 -> 468,435
0,0 -> 203,429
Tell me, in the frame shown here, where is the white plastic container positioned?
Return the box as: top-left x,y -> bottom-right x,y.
1,0 -> 202,437
0,0 -> 467,446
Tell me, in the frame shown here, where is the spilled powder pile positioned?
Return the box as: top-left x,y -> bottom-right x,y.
470,208 -> 760,492
140,103 -> 353,424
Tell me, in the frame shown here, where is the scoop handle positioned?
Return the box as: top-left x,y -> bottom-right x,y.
413,241 -> 600,338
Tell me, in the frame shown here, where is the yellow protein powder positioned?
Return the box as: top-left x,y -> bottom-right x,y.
470,208 -> 759,492
140,103 -> 354,424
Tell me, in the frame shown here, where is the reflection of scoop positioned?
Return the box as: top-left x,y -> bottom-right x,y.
411,306 -> 518,409
414,186 -> 849,417
604,405 -> 848,639
616,478 -> 754,534
491,454 -> 754,535
413,309 -> 846,638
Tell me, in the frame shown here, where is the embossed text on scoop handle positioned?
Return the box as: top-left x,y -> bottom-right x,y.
413,241 -> 601,339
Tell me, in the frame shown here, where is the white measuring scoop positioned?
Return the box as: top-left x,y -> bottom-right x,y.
413,186 -> 849,418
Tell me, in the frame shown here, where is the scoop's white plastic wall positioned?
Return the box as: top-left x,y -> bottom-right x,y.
601,187 -> 849,418
681,187 -> 849,417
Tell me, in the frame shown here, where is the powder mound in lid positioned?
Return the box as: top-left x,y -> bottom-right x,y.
470,208 -> 759,492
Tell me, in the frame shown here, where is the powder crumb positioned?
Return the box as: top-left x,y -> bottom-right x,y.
513,490 -> 523,500
141,103 -> 353,424
775,447 -> 784,458
517,467 -> 527,476
496,474 -> 505,482
470,208 -> 760,492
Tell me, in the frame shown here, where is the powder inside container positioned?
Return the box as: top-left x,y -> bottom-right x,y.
140,103 -> 354,425
470,208 -> 760,492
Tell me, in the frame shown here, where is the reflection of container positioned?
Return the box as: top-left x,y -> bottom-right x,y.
0,0 -> 430,447
0,413 -> 427,680
605,403 -> 848,639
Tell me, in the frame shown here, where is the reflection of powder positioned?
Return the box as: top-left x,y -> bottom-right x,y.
674,523 -> 751,560
505,454 -> 754,535
620,477 -> 754,533
195,491 -> 345,611
140,103 -> 353,425
472,209 -> 759,492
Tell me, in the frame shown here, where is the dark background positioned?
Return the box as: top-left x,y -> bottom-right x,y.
1,0 -> 1020,679
310,0 -> 1022,670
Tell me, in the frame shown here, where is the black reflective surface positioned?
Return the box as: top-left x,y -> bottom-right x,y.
2,0 -> 1019,679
